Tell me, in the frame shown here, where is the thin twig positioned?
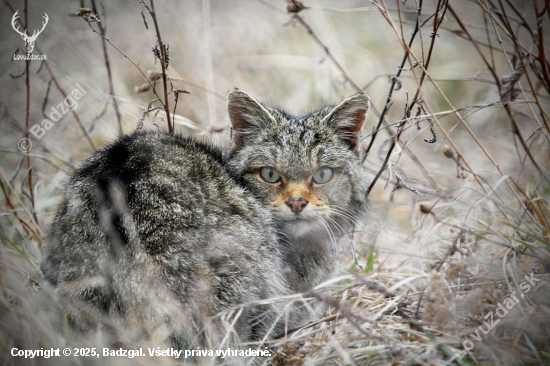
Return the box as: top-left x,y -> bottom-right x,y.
291,14 -> 362,92
539,4 -> 550,84
141,0 -> 173,134
41,61 -> 96,150
91,0 -> 123,135
171,88 -> 189,127
3,1 -> 97,151
409,0 -> 448,107
0,149 -> 69,174
365,0 -> 446,195
496,0 -> 549,127
363,0 -> 428,159
447,3 -> 549,182
22,0 -> 35,222
367,95 -> 410,196
81,14 -> 166,131
168,76 -> 226,100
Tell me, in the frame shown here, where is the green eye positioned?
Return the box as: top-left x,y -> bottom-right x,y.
260,167 -> 281,183
312,167 -> 333,184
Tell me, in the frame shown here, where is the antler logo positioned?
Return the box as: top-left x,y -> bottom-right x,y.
11,11 -> 48,55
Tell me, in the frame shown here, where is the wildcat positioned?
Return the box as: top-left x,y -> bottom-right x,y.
226,89 -> 370,293
41,89 -> 369,352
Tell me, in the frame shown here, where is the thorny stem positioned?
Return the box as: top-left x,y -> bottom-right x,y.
362,0 -> 425,159
409,0 -> 447,107
391,4 -> 543,206
366,0 -> 446,195
83,17 -> 166,130
363,0 -> 537,226
459,1 -> 550,181
367,2 -> 441,190
373,0 -> 495,196
481,0 -> 549,141
365,3 -> 442,190
497,0 -> 549,129
288,1 -> 440,192
146,0 -> 173,134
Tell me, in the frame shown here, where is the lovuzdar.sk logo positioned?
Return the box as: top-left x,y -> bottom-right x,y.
11,10 -> 48,61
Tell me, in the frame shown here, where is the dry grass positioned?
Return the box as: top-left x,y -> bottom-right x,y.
1,0 -> 550,365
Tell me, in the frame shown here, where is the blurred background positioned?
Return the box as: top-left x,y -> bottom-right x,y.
1,0 -> 549,364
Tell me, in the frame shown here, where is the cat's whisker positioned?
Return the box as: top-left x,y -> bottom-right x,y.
327,207 -> 359,226
319,217 -> 338,261
327,211 -> 358,227
274,226 -> 291,240
325,216 -> 345,238
277,237 -> 293,252
328,204 -> 360,221
326,220 -> 347,256
327,204 -> 355,214
326,216 -> 354,254
328,210 -> 360,228
326,216 -> 361,265
326,216 -> 351,241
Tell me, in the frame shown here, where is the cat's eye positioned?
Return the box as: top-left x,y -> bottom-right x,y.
259,167 -> 282,183
312,167 -> 333,184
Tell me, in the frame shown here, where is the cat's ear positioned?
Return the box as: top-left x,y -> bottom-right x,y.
227,89 -> 276,144
323,93 -> 370,151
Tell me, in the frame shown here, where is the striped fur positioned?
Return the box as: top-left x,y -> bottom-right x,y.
41,90 -> 370,355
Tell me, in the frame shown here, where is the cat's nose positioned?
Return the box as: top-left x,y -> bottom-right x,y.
287,197 -> 308,213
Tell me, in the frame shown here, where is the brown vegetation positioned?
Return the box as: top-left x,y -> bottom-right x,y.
1,0 -> 549,365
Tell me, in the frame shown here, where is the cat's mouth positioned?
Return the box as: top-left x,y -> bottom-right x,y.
273,208 -> 331,238
274,207 -> 326,222
287,214 -> 313,221
281,216 -> 325,237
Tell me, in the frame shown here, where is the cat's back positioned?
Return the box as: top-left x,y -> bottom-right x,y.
67,130 -> 243,218
128,132 -> 272,241
77,131 -> 268,244
45,130 -> 271,263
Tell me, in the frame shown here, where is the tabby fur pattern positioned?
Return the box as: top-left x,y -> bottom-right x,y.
41,89 -> 370,353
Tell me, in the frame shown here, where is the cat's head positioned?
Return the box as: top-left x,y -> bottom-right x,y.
226,89 -> 369,237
